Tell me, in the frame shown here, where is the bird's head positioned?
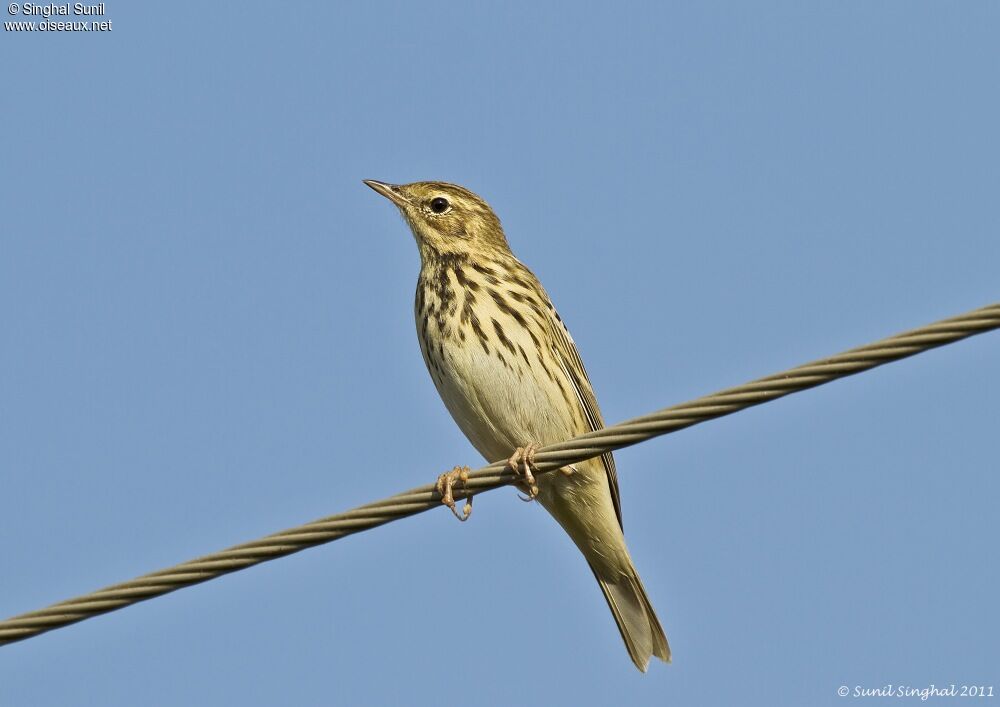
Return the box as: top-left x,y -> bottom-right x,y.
364,180 -> 509,260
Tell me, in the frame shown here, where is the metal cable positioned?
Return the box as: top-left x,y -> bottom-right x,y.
2,302 -> 998,646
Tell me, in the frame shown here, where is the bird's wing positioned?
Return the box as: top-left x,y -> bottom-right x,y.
547,306 -> 623,529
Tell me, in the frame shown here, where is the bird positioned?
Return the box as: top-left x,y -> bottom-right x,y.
364,179 -> 670,672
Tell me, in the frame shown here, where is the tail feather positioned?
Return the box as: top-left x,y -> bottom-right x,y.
592,564 -> 671,672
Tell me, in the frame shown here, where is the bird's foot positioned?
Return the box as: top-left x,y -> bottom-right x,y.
508,443 -> 541,502
436,465 -> 472,521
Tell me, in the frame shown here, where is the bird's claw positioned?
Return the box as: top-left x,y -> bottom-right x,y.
508,443 -> 541,502
436,465 -> 473,521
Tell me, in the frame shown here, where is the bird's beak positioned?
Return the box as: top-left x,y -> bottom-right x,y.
363,179 -> 409,208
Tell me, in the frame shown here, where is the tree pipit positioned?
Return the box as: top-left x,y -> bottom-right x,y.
365,179 -> 670,672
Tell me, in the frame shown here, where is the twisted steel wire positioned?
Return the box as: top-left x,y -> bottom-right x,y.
1,302 -> 997,645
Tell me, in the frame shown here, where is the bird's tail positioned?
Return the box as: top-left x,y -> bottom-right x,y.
592,562 -> 671,672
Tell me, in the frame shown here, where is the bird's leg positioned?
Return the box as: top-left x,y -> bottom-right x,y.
508,443 -> 541,501
436,465 -> 473,521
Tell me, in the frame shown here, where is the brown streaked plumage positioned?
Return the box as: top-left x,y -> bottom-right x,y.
364,179 -> 670,672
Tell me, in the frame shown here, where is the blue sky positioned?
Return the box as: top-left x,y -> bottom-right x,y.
2,2 -> 997,705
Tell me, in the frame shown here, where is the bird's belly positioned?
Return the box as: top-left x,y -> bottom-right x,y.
427,337 -> 628,575
423,338 -> 578,464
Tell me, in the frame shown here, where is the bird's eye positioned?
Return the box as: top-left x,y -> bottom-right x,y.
429,197 -> 450,214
